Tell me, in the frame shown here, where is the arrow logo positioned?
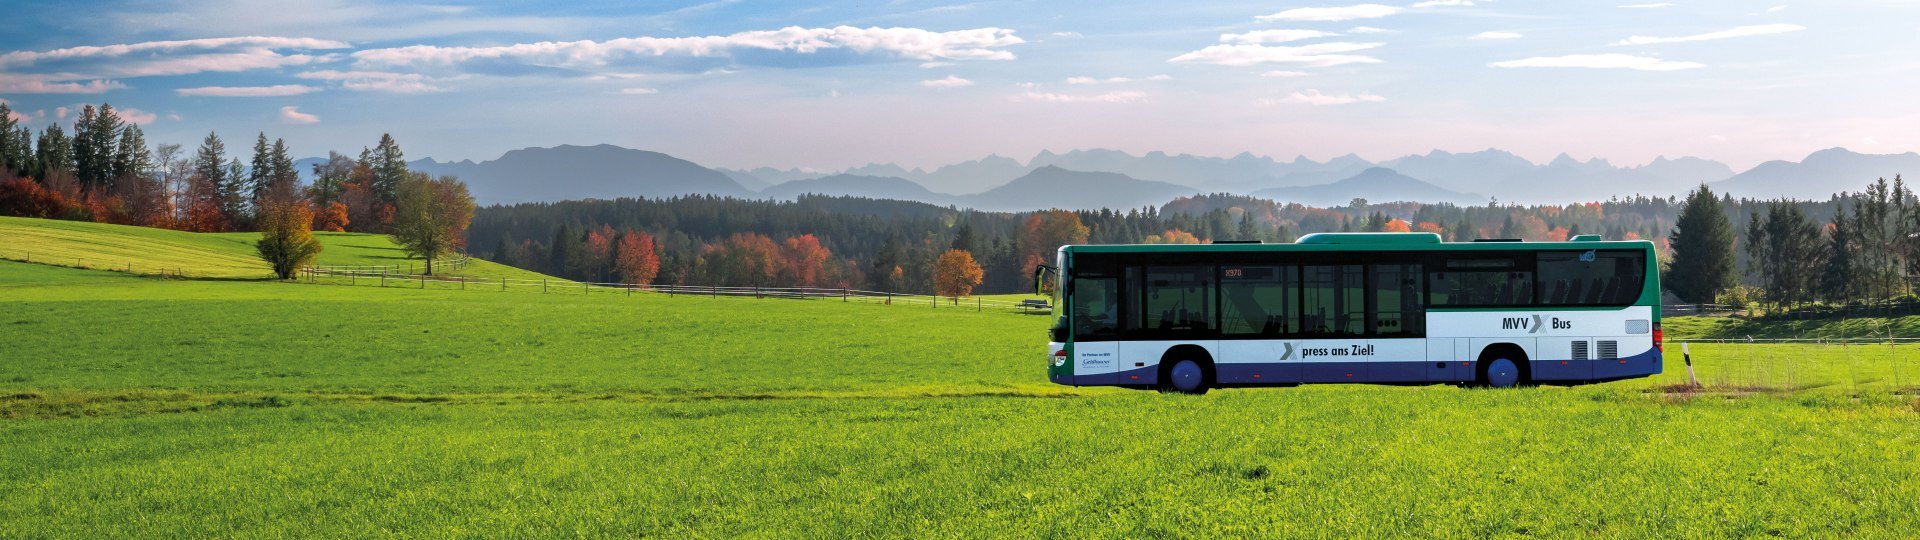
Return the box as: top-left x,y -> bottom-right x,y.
1280,343 -> 1296,360
1531,314 -> 1543,334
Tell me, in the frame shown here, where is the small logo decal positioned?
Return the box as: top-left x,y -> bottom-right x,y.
1280,343 -> 1296,360
1579,249 -> 1596,262
1531,314 -> 1543,334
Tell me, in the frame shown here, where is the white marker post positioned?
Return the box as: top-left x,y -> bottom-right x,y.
1683,342 -> 1700,388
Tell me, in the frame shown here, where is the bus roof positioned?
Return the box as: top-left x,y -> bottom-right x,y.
1062,233 -> 1655,254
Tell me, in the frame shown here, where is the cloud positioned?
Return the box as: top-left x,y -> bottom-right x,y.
920,75 -> 974,88
1347,26 -> 1391,34
1617,2 -> 1674,7
295,70 -> 442,93
1490,53 -> 1704,71
1256,89 -> 1385,106
0,73 -> 123,93
1261,70 -> 1311,77
350,26 -> 1026,74
1471,31 -> 1523,40
1050,31 -> 1083,38
117,107 -> 157,125
919,61 -> 955,68
1014,90 -> 1147,104
166,113 -> 182,121
1170,42 -> 1383,67
1764,5 -> 1787,14
1612,24 -> 1805,45
279,105 -> 319,124
56,106 -> 70,120
1221,29 -> 1341,44
0,36 -> 348,77
1065,75 -> 1171,85
176,84 -> 320,97
1412,0 -> 1475,6
619,87 -> 660,95
1257,4 -> 1401,22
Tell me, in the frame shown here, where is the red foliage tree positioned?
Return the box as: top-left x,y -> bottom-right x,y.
613,230 -> 660,287
933,249 -> 985,301
1016,210 -> 1089,289
313,201 -> 350,232
584,226 -> 615,281
0,177 -> 82,219
779,234 -> 832,287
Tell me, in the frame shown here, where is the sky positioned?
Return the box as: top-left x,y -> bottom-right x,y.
1,0 -> 1916,173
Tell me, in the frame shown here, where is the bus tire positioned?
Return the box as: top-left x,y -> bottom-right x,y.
1161,359 -> 1210,395
1484,357 -> 1523,388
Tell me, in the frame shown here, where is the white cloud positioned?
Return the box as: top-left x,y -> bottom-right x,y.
1050,31 -> 1083,38
1261,70 -> 1311,77
0,36 -> 347,78
1612,24 -> 1805,45
117,107 -> 157,125
1256,89 -> 1385,106
350,26 -> 1026,72
165,112 -> 182,121
1014,90 -> 1147,104
1412,0 -> 1475,6
1764,5 -> 1787,14
0,73 -> 123,94
295,70 -> 442,93
1347,26 -> 1391,34
920,75 -> 974,88
919,61 -> 956,68
279,105 -> 319,124
1066,75 -> 1169,85
1617,2 -> 1674,7
1257,4 -> 1401,22
619,87 -> 660,95
176,84 -> 320,97
1170,42 -> 1383,67
1490,53 -> 1704,71
1471,31 -> 1523,40
55,107 -> 69,120
1221,29 -> 1341,44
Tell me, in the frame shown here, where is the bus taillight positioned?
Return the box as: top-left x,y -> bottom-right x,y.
1653,323 -> 1663,352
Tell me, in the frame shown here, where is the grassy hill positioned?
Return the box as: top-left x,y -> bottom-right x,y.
3,257 -> 1919,536
0,216 -> 549,281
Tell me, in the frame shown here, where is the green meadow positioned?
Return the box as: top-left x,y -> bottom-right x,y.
4,217 -> 1920,537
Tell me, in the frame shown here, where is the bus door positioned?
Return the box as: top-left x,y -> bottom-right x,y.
1299,264 -> 1368,382
1219,265 -> 1302,384
1069,273 -> 1122,385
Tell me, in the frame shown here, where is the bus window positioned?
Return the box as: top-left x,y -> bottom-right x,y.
1072,276 -> 1120,339
1220,265 -> 1296,336
1430,257 -> 1533,307
1303,265 -> 1363,336
1142,266 -> 1213,333
1372,264 -> 1423,337
1537,250 -> 1645,306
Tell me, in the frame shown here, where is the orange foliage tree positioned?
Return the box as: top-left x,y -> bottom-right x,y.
933,249 -> 985,301
1382,219 -> 1412,233
613,230 -> 660,287
1016,210 -> 1089,289
313,201 -> 350,232
1144,229 -> 1201,244
779,234 -> 832,287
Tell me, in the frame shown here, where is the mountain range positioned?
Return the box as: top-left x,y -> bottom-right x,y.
296,144 -> 1918,210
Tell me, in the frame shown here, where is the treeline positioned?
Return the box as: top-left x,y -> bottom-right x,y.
1670,177 -> 1920,310
0,101 -> 468,243
471,193 -> 1681,295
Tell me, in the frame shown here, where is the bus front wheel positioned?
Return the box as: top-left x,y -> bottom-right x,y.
1162,359 -> 1210,395
1484,357 -> 1523,388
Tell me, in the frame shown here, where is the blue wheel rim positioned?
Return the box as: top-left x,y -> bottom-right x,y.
1487,358 -> 1519,388
1171,361 -> 1204,392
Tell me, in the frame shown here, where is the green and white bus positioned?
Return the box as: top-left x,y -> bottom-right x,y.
1040,232 -> 1663,393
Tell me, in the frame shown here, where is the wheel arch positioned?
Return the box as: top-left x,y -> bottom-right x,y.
1477,342 -> 1531,384
1157,344 -> 1215,387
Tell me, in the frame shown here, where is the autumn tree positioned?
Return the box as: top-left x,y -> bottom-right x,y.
313,201 -> 350,232
933,249 -> 984,302
779,234 -> 832,287
1016,210 -> 1089,289
613,230 -> 661,287
255,198 -> 323,279
391,173 -> 475,274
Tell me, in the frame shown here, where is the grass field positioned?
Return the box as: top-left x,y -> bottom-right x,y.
5,241 -> 1920,536
0,216 -> 549,281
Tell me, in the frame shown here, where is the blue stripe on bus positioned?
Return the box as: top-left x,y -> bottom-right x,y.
1075,349 -> 1661,386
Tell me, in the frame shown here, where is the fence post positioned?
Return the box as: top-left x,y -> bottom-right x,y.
460,277 -> 465,290
543,279 -> 548,293
584,281 -> 589,294
503,278 -> 507,291
843,288 -> 848,302
978,298 -> 982,312
380,273 -> 385,288
421,274 -> 426,289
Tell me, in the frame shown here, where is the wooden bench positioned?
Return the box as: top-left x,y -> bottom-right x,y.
1018,299 -> 1052,312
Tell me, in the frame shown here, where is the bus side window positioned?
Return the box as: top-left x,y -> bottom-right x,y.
1072,277 -> 1120,339
1304,265 -> 1362,336
1220,265 -> 1295,336
1143,266 -> 1214,333
1372,263 -> 1423,337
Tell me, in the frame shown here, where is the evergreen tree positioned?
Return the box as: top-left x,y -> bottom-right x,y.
223,157 -> 247,224
192,131 -> 227,196
1823,209 -> 1855,301
0,102 -> 18,176
371,134 -> 406,203
550,223 -> 578,277
35,123 -> 73,179
249,133 -> 273,207
270,138 -> 296,201
1666,185 -> 1736,303
112,123 -> 151,182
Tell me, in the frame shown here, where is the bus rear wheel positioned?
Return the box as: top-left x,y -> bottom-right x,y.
1484,357 -> 1524,388
1161,359 -> 1210,395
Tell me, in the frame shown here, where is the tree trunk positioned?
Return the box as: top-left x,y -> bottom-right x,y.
426,253 -> 434,275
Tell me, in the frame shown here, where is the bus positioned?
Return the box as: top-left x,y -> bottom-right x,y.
1039,232 -> 1662,393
